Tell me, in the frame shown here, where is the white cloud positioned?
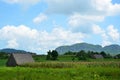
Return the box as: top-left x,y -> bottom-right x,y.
68,13 -> 104,33
45,0 -> 103,15
0,25 -> 86,54
92,0 -> 120,16
101,33 -> 112,47
92,24 -> 104,34
0,25 -> 40,52
92,24 -> 120,46
45,0 -> 120,15
45,0 -> 120,33
102,40 -> 112,47
92,25 -> 109,46
0,25 -> 39,40
3,0 -> 41,8
38,27 -> 86,52
107,25 -> 120,41
3,0 -> 40,4
45,0 -> 92,14
68,13 -> 104,27
7,39 -> 19,48
3,0 -> 18,4
33,13 -> 48,24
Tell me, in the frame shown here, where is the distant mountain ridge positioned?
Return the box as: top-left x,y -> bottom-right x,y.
55,43 -> 120,55
0,48 -> 30,54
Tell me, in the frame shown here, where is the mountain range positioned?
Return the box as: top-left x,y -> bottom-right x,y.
55,43 -> 120,55
0,48 -> 34,54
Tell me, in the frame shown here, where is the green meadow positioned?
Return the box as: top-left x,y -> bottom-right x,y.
0,55 -> 120,80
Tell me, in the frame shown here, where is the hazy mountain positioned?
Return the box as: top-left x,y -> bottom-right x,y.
0,48 -> 29,54
55,43 -> 120,55
103,45 -> 120,55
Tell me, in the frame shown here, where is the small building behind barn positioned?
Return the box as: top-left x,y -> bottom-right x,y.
92,54 -> 104,59
6,53 -> 34,67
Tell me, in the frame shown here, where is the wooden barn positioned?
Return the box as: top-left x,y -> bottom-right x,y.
92,54 -> 104,59
6,53 -> 34,66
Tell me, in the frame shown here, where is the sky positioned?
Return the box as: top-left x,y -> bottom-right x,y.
0,0 -> 120,54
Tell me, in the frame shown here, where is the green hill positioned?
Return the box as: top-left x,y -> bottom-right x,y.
55,43 -> 120,55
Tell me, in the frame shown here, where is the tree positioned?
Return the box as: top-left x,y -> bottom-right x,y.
114,54 -> 120,59
106,53 -> 112,58
46,50 -> 52,60
87,51 -> 94,58
46,50 -> 58,60
64,51 -> 76,55
0,52 -> 8,59
100,51 -> 107,58
51,50 -> 58,60
76,50 -> 87,60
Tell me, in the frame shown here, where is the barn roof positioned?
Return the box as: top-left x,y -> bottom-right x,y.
7,53 -> 34,66
93,54 -> 103,59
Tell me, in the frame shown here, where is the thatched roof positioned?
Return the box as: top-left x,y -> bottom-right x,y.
93,54 -> 103,59
6,53 -> 34,66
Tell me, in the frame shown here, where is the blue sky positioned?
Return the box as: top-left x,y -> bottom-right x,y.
0,0 -> 120,54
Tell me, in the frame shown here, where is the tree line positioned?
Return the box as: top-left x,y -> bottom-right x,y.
0,52 -> 8,59
0,50 -> 120,61
64,50 -> 119,61
46,50 -> 120,61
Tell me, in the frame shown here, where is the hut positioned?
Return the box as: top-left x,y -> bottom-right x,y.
6,53 -> 34,66
92,54 -> 104,59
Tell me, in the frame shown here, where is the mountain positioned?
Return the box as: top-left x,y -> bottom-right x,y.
0,48 -> 30,54
103,45 -> 120,55
55,43 -> 120,55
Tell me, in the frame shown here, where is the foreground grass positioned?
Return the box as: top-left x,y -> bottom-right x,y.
0,62 -> 120,80
0,57 -> 120,80
0,59 -> 7,66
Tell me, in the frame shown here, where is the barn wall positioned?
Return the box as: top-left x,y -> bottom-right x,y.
6,54 -> 17,67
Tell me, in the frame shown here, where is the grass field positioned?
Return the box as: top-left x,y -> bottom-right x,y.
0,59 -> 7,66
0,56 -> 120,80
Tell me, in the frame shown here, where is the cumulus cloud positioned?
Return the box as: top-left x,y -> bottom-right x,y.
37,27 -> 86,53
7,39 -> 19,48
0,25 -> 39,40
92,0 -> 120,16
107,25 -> 120,41
45,0 -> 120,15
3,0 -> 18,4
101,40 -> 112,47
92,24 -> 104,34
67,0 -> 120,32
0,25 -> 86,54
68,13 -> 104,27
101,33 -> 112,47
2,0 -> 41,8
45,0 -> 120,33
0,25 -> 40,52
45,0 -> 93,14
33,13 -> 48,24
68,13 -> 104,33
92,24 -> 120,46
92,25 -> 108,46
3,0 -> 40,4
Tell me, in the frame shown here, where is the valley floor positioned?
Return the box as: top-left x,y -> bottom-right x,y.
0,59 -> 120,80
0,56 -> 120,80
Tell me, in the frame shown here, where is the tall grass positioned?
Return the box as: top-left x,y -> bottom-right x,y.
0,56 -> 120,80
20,61 -> 120,68
0,62 -> 120,80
